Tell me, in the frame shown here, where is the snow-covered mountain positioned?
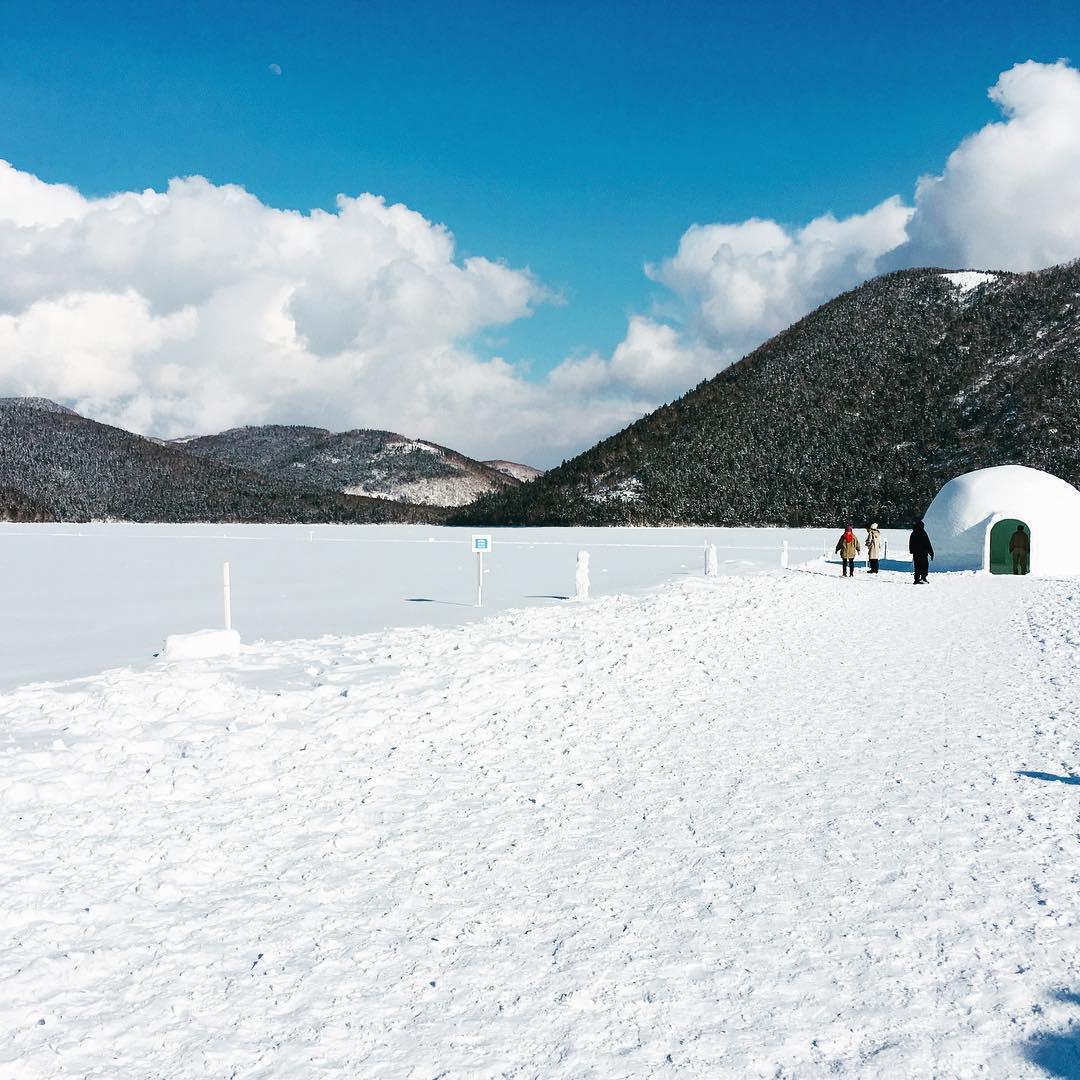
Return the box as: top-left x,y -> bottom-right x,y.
455,262 -> 1080,527
0,401 -> 443,524
178,426 -> 539,507
0,396 -> 77,416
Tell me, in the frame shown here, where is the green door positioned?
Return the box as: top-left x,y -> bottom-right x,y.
989,518 -> 1030,574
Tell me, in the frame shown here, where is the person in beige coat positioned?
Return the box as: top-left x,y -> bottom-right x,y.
834,524 -> 861,577
865,523 -> 883,574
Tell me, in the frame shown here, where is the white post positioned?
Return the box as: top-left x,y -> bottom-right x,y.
706,544 -> 718,577
780,540 -> 790,569
703,539 -> 709,576
223,561 -> 232,631
575,550 -> 590,600
884,539 -> 889,560
309,530 -> 314,543
476,549 -> 483,607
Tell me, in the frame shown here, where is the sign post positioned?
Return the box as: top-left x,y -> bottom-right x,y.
471,534 -> 492,607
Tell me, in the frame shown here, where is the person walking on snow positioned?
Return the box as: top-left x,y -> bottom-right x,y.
1009,524 -> 1030,575
865,523 -> 883,574
835,524 -> 861,577
909,519 -> 934,584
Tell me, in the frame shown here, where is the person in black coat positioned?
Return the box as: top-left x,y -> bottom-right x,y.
909,519 -> 935,584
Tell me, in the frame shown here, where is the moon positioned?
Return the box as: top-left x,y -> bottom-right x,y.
268,63 -> 282,76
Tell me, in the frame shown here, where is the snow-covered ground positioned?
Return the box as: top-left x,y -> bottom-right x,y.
0,524 -> 849,689
1,560 -> 1078,1078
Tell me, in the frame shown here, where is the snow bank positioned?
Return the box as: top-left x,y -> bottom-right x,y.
162,628 -> 241,661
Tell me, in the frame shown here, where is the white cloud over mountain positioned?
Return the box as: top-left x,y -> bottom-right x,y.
2,60 -> 1080,465
898,60 -> 1080,271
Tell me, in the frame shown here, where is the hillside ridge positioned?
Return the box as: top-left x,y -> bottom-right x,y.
452,263 -> 1080,527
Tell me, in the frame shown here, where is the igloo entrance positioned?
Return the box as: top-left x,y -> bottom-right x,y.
989,519 -> 1030,575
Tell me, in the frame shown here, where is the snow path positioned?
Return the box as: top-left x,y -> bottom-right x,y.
1,569 -> 1078,1077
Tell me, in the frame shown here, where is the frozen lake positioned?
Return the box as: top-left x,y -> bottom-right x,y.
0,523 -> 906,688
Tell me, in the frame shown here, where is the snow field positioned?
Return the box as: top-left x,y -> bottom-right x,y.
0,524 -> 840,689
1,565 -> 1078,1076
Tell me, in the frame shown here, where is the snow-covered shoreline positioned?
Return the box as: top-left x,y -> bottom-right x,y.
2,568 -> 1078,1077
0,524 -> 847,690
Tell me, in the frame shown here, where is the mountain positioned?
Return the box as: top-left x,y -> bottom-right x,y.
0,400 -> 444,523
0,396 -> 77,416
177,425 -> 533,507
452,263 -> 1080,527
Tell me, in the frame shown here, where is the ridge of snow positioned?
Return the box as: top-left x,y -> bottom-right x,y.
343,471 -> 500,506
381,440 -> 442,456
484,460 -> 544,482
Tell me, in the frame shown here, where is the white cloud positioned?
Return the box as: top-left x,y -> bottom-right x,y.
0,291 -> 194,400
587,59 -> 1080,432
896,59 -> 1080,270
0,162 -> 571,459
648,199 -> 912,353
3,60 -> 1080,469
0,161 -> 763,465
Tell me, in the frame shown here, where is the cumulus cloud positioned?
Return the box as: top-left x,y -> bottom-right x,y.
648,199 -> 912,354
896,59 -> 1080,270
0,161 -> 569,458
3,60 -> 1080,467
587,59 -> 1080,426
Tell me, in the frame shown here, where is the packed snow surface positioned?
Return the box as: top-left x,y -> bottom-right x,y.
1,563 -> 1078,1077
0,524 -> 842,690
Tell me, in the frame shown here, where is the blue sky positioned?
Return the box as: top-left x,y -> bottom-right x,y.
4,0 -> 1076,369
2,2 -> 1080,460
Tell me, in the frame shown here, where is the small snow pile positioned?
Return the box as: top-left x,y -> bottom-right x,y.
942,271 -> 996,295
163,628 -> 242,661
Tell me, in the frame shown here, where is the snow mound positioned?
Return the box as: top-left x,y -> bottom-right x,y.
163,628 -> 242,661
941,271 -> 996,294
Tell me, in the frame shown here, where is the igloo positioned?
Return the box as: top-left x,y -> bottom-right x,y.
921,465 -> 1080,576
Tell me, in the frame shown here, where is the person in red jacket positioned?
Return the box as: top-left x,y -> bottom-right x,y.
834,525 -> 861,577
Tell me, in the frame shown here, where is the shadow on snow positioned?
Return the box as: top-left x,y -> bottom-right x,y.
1016,770 -> 1080,786
1024,991 -> 1080,1077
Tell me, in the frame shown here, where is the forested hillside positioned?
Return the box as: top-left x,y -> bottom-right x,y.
0,401 -> 445,523
453,264 -> 1080,527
